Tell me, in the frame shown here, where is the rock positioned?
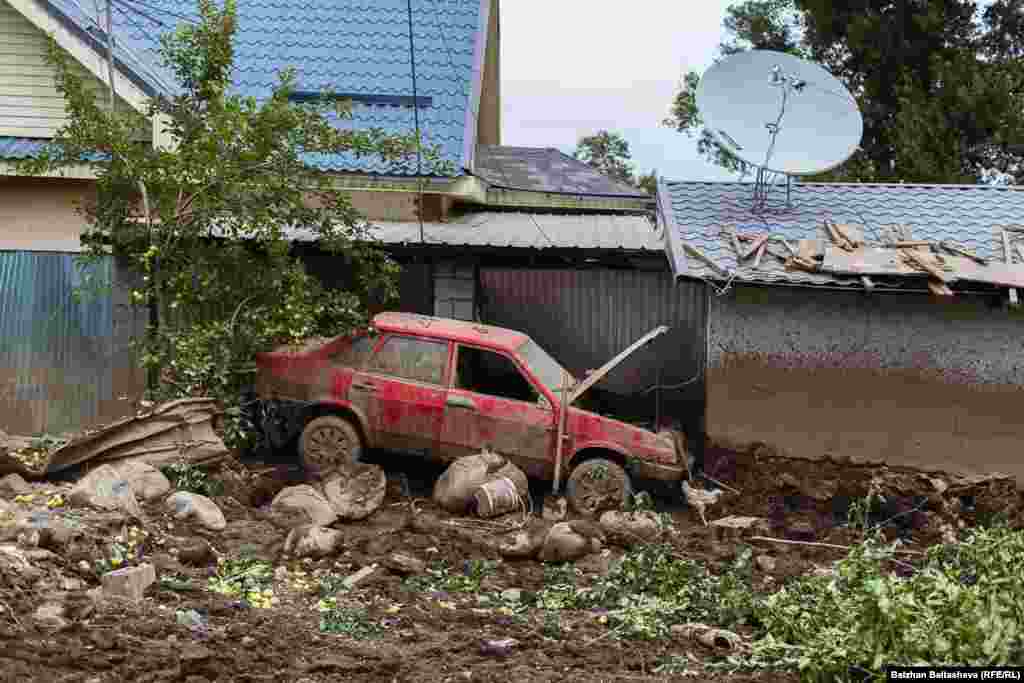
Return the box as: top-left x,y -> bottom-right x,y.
500,588 -> 523,602
786,520 -> 816,542
542,496 -> 567,522
283,525 -> 343,559
671,622 -> 743,652
101,563 -> 156,601
34,602 -> 69,631
599,510 -> 664,545
68,466 -> 142,519
538,522 -> 602,563
383,552 -> 426,575
497,522 -> 549,560
755,555 -> 777,572
777,472 -> 800,489
269,485 -> 337,528
342,563 -> 380,590
0,544 -> 43,583
323,464 -> 386,521
432,450 -> 508,514
175,537 -> 214,566
480,638 -> 518,657
806,479 -> 838,503
709,515 -> 770,542
0,473 -> 31,497
165,492 -> 226,532
114,461 -> 172,502
576,550 -> 614,575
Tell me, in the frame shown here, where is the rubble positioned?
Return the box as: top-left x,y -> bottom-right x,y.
68,465 -> 144,519
269,485 -> 337,528
115,461 -> 172,502
537,522 -> 603,563
174,537 -> 215,566
341,563 -> 381,590
101,563 -> 156,601
322,464 -> 386,521
283,525 -> 343,559
0,473 -> 30,497
383,552 -> 426,575
671,623 -> 744,652
433,450 -> 527,514
33,602 -> 70,631
598,510 -> 664,545
166,492 -> 227,531
709,516 -> 771,542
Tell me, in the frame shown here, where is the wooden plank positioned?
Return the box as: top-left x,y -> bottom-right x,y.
741,233 -> 770,261
822,245 -> 1024,288
860,276 -> 875,291
752,239 -> 768,269
928,279 -> 953,297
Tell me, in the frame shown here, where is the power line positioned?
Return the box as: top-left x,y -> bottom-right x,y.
112,0 -> 167,29
114,0 -> 196,24
406,0 -> 424,244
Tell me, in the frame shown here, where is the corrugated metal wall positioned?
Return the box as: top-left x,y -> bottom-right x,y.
434,261 -> 476,321
0,251 -> 142,435
478,268 -> 707,439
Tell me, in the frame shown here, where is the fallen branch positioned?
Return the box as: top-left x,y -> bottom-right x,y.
700,473 -> 741,495
748,536 -> 924,556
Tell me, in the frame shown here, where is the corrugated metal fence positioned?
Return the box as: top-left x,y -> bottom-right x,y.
0,252 -> 141,435
478,268 -> 707,436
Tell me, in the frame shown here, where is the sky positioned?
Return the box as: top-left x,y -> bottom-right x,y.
499,1 -> 741,182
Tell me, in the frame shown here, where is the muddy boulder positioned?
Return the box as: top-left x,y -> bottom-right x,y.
165,492 -> 227,532
283,525 -> 343,559
114,461 -> 172,502
497,520 -> 550,559
599,510 -> 664,546
0,473 -> 31,497
538,522 -> 603,563
323,464 -> 386,521
269,485 -> 337,528
69,465 -> 143,520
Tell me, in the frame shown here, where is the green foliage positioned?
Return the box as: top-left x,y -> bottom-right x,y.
160,460 -> 224,497
573,130 -> 635,185
95,524 -> 148,574
724,527 -> 1024,681
208,555 -> 276,608
317,599 -> 382,638
402,558 -> 498,594
18,0 -> 444,445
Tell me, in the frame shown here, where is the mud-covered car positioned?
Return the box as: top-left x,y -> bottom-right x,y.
253,312 -> 687,514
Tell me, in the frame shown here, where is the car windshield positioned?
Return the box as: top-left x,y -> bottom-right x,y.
517,338 -> 576,395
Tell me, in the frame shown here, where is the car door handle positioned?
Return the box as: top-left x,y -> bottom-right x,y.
446,395 -> 477,410
351,382 -> 377,392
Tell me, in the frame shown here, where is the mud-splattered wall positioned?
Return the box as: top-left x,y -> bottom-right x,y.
706,284 -> 1024,483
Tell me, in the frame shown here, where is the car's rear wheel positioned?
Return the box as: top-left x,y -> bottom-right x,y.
299,415 -> 363,477
565,457 -> 632,517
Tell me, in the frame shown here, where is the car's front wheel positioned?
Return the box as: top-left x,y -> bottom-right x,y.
298,415 -> 363,477
565,457 -> 632,517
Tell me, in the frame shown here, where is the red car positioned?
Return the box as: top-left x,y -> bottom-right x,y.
254,312 -> 687,514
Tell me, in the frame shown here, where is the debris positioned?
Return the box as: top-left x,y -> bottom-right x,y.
928,279 -> 954,297
174,538 -> 214,566
537,522 -> 602,563
480,638 -> 518,657
671,622 -> 743,652
755,555 -> 777,572
283,525 -> 343,559
740,233 -> 770,261
500,588 -> 523,603
322,464 -> 386,521
1004,229 -> 1020,307
0,473 -> 30,497
598,510 -> 664,545
542,496 -> 567,522
939,241 -> 987,265
749,536 -> 923,555
341,563 -> 380,590
34,602 -> 69,631
433,450 -> 522,514
176,609 -> 207,631
383,552 -> 426,575
269,485 -> 337,528
68,465 -> 143,520
823,220 -> 860,251
681,480 -> 723,526
861,275 -> 875,291
114,461 -> 172,502
497,525 -> 547,559
709,516 -> 770,542
900,248 -> 951,281
165,492 -> 227,532
473,476 -> 526,518
101,563 -> 156,601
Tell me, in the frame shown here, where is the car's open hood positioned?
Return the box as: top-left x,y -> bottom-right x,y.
567,325 -> 670,404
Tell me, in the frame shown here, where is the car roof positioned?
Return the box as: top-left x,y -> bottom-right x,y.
371,312 -> 529,352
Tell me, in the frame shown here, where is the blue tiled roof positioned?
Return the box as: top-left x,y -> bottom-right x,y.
0,137 -> 49,159
20,0 -> 487,176
659,180 -> 1024,290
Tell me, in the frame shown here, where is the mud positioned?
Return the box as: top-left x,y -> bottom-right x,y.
2,443 -> 1020,683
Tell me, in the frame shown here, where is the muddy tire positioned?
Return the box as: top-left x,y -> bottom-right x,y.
565,458 -> 632,517
298,415 -> 363,477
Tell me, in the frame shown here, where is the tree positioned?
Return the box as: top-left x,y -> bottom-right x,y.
574,130 -> 636,186
637,169 -> 659,196
18,0 -> 441,444
666,0 -> 1024,184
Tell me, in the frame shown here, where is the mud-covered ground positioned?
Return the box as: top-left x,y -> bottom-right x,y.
1,441 -> 1021,683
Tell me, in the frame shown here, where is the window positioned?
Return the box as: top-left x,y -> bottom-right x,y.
368,335 -> 448,385
455,345 -> 539,403
517,338 -> 575,394
328,333 -> 377,368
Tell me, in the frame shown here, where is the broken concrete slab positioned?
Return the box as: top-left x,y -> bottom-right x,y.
101,563 -> 156,601
166,492 -> 227,532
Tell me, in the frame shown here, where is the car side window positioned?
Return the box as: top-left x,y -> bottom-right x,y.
328,334 -> 377,368
455,345 -> 539,403
368,335 -> 448,385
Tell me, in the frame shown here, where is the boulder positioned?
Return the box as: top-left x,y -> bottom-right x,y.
174,537 -> 214,566
165,492 -> 227,532
101,563 -> 156,601
269,485 -> 337,528
598,510 -> 664,545
497,522 -> 549,559
538,522 -> 602,563
709,515 -> 771,542
114,461 -> 172,502
383,552 -> 426,575
432,450 -> 508,514
68,465 -> 142,519
0,473 -> 31,497
323,464 -> 386,521
34,602 -> 69,631
283,525 -> 343,559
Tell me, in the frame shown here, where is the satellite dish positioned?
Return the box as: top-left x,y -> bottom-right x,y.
696,50 -> 863,178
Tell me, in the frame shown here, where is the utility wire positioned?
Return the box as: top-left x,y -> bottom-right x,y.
112,0 -> 167,28
406,0 -> 425,245
114,0 -> 196,24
